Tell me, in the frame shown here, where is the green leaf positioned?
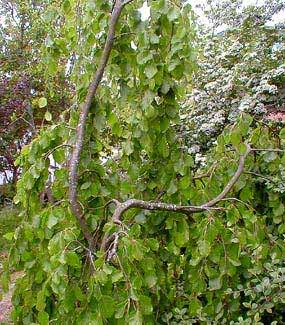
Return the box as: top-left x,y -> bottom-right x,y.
135,212 -> 146,224
111,271 -> 123,283
66,252 -> 81,268
167,7 -> 180,21
3,232 -> 14,241
81,181 -> 91,190
145,274 -> 157,288
279,128 -> 285,139
115,301 -> 127,319
47,214 -> 58,229
100,295 -> 115,318
137,52 -> 153,65
160,117 -> 170,132
209,277 -> 222,290
228,257 -> 241,267
198,240 -> 211,257
189,298 -> 202,316
167,180 -> 177,195
53,148 -> 65,163
129,311 -> 143,325
173,219 -> 189,247
38,97 -> 48,108
148,238 -> 159,251
274,203 -> 284,217
150,34 -> 160,44
36,291 -> 46,311
44,111 -> 52,121
230,131 -> 242,147
180,175 -> 190,190
38,311 -> 49,325
159,137 -> 169,158
145,64 -> 158,79
264,151 -> 277,162
139,295 -> 153,315
124,141 -> 134,155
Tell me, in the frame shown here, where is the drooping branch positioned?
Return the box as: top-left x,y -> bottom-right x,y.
107,145 -> 252,226
68,0 -> 129,246
201,145 -> 251,208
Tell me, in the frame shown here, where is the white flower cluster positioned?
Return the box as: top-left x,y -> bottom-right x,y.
179,15 -> 285,154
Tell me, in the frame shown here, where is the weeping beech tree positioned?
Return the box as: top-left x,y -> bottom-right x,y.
2,0 -> 285,323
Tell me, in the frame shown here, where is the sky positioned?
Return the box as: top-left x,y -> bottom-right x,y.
139,0 -> 285,25
0,1 -> 284,25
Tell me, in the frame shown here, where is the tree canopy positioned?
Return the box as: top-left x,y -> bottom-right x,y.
1,0 -> 285,323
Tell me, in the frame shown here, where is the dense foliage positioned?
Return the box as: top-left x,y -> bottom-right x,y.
1,0 -> 285,324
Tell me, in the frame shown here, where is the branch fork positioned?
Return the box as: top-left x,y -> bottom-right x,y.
69,0 -> 131,247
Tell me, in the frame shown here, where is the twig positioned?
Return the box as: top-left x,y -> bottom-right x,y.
244,171 -> 275,183
251,148 -> 285,153
193,163 -> 217,180
155,190 -> 166,202
44,144 -> 73,159
201,145 -> 251,208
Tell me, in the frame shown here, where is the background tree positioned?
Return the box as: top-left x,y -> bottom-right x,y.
182,0 -> 285,155
0,0 -> 71,188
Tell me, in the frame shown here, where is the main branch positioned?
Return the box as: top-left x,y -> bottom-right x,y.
109,145 -> 252,225
69,0 -> 128,246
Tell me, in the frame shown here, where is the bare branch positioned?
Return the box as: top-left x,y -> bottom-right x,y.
244,171 -> 275,183
251,148 -> 285,153
193,163 -> 217,180
201,145 -> 251,208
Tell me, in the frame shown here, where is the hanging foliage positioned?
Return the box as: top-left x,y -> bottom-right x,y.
1,0 -> 285,323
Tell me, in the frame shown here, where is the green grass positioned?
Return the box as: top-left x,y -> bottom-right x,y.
0,207 -> 20,254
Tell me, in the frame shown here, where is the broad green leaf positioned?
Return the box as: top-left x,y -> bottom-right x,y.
139,295 -> 153,315
38,311 -> 49,325
47,214 -> 58,229
100,295 -> 116,318
167,180 -> 177,195
3,232 -> 14,241
39,97 -> 48,108
198,240 -> 211,257
180,175 -> 190,190
189,298 -> 202,316
145,64 -> 158,79
44,111 -> 52,121
167,7 -> 180,21
66,252 -> 81,268
129,311 -> 143,325
81,181 -> 91,190
174,219 -> 189,247
209,277 -> 222,291
112,271 -> 123,283
36,291 -> 46,311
